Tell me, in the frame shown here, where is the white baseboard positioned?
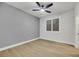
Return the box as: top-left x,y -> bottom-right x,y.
0,37 -> 75,52
0,38 -> 39,52
39,37 -> 75,46
75,45 -> 79,48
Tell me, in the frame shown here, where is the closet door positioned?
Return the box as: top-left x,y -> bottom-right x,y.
31,19 -> 39,39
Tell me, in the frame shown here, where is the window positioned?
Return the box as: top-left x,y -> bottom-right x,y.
46,20 -> 51,31
46,18 -> 59,31
53,18 -> 59,31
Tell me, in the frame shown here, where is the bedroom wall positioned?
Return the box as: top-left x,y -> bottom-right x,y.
40,10 -> 75,45
0,3 -> 40,48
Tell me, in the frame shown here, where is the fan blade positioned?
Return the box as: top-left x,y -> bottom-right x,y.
36,2 -> 40,7
46,3 -> 53,8
45,10 -> 51,13
32,9 -> 40,11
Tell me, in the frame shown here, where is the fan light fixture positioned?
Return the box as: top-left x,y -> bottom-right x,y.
40,9 -> 45,12
32,2 -> 53,13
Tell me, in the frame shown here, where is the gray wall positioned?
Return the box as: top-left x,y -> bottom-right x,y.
0,3 -> 40,48
40,10 -> 75,45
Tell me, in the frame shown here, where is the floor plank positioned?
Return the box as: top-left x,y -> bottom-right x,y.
0,39 -> 79,57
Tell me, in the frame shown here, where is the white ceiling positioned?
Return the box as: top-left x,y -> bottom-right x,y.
6,2 -> 75,18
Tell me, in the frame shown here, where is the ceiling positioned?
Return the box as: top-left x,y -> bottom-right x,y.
6,2 -> 75,18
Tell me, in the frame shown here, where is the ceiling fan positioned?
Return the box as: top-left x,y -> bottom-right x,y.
32,2 -> 53,13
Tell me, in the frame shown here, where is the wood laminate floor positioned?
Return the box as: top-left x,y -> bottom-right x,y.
0,39 -> 79,57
